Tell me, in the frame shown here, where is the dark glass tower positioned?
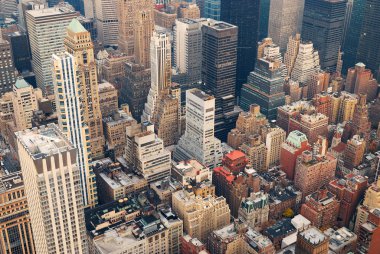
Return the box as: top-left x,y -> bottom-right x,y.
8,32 -> 32,73
259,0 -> 270,40
356,0 -> 380,76
202,21 -> 240,141
240,58 -> 285,120
342,0 -> 366,73
220,0 -> 260,96
302,0 -> 347,72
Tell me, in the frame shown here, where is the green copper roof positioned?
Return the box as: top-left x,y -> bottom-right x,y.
14,77 -> 29,89
286,130 -> 308,148
67,18 -> 87,33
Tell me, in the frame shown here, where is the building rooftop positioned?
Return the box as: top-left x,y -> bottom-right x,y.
299,227 -> 326,245
85,196 -> 146,236
264,219 -> 296,238
286,131 -> 308,148
67,18 -> 87,33
14,77 -> 30,89
324,227 -> 356,252
245,228 -> 274,250
0,170 -> 23,193
92,214 -> 166,253
15,124 -> 73,160
189,88 -> 214,101
99,167 -> 146,191
26,6 -> 77,18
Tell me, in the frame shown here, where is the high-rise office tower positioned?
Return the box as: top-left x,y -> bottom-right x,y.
345,63 -> 378,101
0,0 -> 17,17
259,0 -> 270,39
220,0 -> 260,92
202,20 -> 240,140
64,19 -> 105,159
356,0 -> 380,76
268,0 -> 305,52
8,31 -> 33,73
204,0 -> 220,20
0,171 -> 35,254
16,124 -> 87,254
25,5 -> 78,95
342,0 -> 367,73
290,41 -> 320,86
174,18 -> 203,84
284,33 -> 301,75
52,51 -> 97,208
12,77 -> 42,131
302,0 -> 347,72
84,0 -> 94,18
174,89 -> 222,169
0,35 -> 17,96
142,31 -> 172,122
240,57 -> 286,120
94,0 -> 118,46
117,0 -> 154,59
342,0 -> 354,46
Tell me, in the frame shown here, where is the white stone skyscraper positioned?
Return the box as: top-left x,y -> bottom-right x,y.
16,124 -> 87,254
268,0 -> 305,52
174,89 -> 222,169
142,31 -> 172,122
174,18 -> 204,84
52,52 -> 97,208
290,41 -> 320,86
25,5 -> 78,95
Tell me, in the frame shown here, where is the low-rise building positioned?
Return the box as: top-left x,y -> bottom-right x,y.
324,227 -> 357,254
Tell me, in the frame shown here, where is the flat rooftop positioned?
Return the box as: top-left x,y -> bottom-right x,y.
189,88 -> 214,101
324,227 -> 356,251
300,227 -> 326,245
0,171 -> 23,193
15,124 -> 73,160
26,6 -> 77,18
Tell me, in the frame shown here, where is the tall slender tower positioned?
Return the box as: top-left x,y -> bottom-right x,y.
302,0 -> 347,72
16,125 -> 87,254
220,0 -> 260,93
142,31 -> 172,122
117,0 -> 154,58
94,0 -> 118,46
356,0 -> 380,75
268,0 -> 305,52
64,19 -> 105,159
52,51 -> 97,208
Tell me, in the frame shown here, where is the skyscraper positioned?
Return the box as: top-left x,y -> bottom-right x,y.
25,5 -> 78,95
174,89 -> 222,169
342,0 -> 367,73
268,0 -> 305,52
0,35 -> 16,96
142,31 -> 172,122
240,57 -> 286,120
52,51 -> 97,208
174,18 -> 203,84
117,0 -> 154,59
259,0 -> 270,39
16,125 -> 87,254
302,0 -> 347,72
94,0 -> 118,46
64,19 -> 105,160
201,20 -> 240,140
220,0 -> 260,92
356,0 -> 380,76
204,0 -> 220,20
